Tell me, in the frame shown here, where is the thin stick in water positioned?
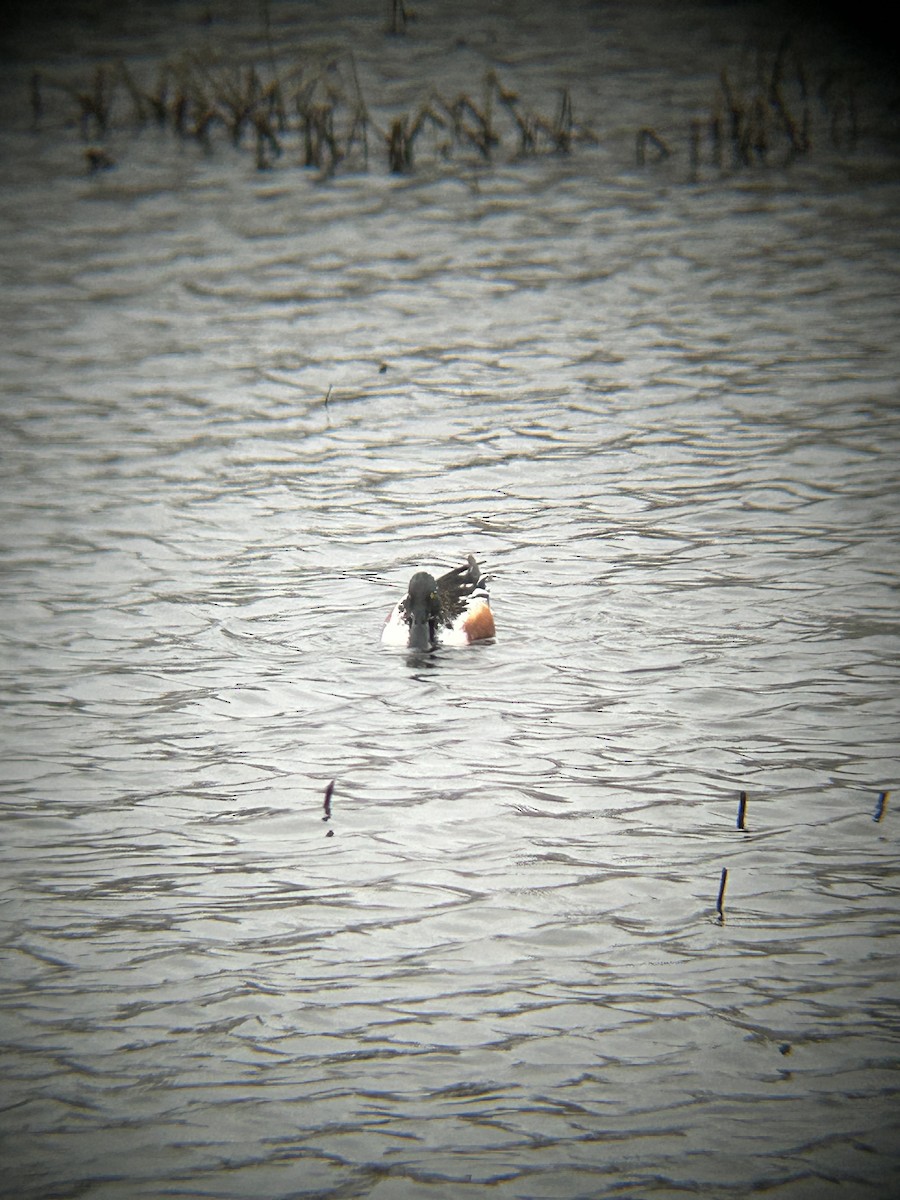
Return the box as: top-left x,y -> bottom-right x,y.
737,790 -> 747,830
873,790 -> 889,823
716,867 -> 728,921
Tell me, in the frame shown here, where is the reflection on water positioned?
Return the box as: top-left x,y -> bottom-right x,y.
1,2 -> 899,1198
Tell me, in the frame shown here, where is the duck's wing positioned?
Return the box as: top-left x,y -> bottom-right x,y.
435,558 -> 483,627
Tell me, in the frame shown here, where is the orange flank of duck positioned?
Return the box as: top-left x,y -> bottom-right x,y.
462,599 -> 495,642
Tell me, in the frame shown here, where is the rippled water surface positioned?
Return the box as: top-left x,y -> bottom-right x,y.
1,2 -> 899,1197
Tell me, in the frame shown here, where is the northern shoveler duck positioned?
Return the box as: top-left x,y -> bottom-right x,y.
381,555 -> 496,650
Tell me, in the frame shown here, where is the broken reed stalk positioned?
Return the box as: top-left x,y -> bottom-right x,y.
386,103 -> 446,173
718,69 -> 751,167
450,94 -> 495,160
254,111 -> 281,169
387,116 -> 411,173
301,101 -> 338,170
486,72 -> 579,158
262,78 -> 288,134
774,33 -> 811,153
148,65 -> 169,125
117,58 -> 148,126
492,75 -> 534,154
218,65 -> 259,146
677,39 -> 845,179
345,104 -> 370,169
636,127 -> 670,166
344,51 -> 370,169
323,779 -> 336,836
50,49 -> 583,177
716,867 -> 728,921
554,87 -> 574,152
74,64 -> 110,141
192,104 -> 217,152
387,0 -> 408,36
737,790 -> 748,831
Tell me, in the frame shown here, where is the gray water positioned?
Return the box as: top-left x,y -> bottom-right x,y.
1,2 -> 899,1197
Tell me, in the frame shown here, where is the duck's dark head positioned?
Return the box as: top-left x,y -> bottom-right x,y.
402,571 -> 440,649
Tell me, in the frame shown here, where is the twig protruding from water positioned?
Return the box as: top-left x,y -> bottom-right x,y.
716,867 -> 728,923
